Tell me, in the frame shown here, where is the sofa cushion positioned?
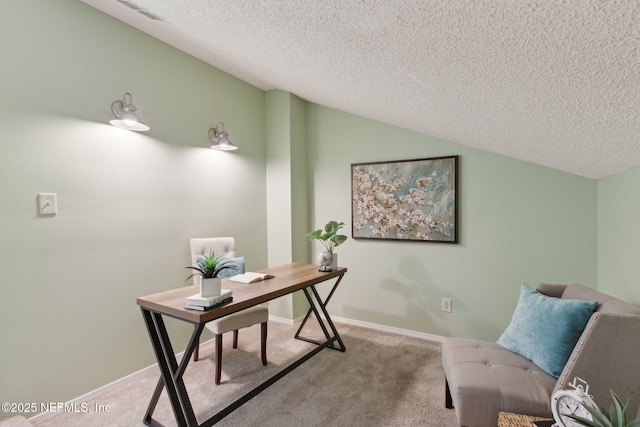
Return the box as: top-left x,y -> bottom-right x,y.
442,338 -> 557,426
496,283 -> 597,378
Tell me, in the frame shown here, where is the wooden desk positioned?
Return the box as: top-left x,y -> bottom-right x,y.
137,263 -> 347,427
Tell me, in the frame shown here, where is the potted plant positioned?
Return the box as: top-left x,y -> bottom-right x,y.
307,220 -> 348,271
569,390 -> 640,427
185,251 -> 236,297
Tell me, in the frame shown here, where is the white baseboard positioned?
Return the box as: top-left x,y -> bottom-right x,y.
268,314 -> 305,324
29,363 -> 159,424
270,313 -> 444,343
271,312 -> 444,342
29,315 -> 442,424
29,318 -> 292,424
330,315 -> 445,343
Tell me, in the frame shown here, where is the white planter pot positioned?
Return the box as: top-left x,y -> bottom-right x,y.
201,277 -> 222,297
317,251 -> 338,272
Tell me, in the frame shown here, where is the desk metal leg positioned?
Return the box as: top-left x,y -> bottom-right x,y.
141,272 -> 346,426
141,308 -> 205,427
295,274 -> 346,352
294,274 -> 342,342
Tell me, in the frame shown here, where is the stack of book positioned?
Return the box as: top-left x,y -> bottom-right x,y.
184,289 -> 233,311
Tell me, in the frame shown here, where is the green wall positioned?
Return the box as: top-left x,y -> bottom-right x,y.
265,90 -> 310,319
0,0 -> 267,415
306,106 -> 598,340
597,167 -> 640,420
3,0 -> 634,420
598,166 -> 640,306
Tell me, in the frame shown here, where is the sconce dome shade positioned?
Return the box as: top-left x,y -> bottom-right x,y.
209,123 -> 238,151
110,93 -> 149,131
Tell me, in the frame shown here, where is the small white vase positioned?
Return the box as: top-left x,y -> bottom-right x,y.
201,277 -> 222,297
317,251 -> 337,272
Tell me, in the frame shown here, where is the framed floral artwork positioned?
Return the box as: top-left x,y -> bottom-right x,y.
351,155 -> 458,243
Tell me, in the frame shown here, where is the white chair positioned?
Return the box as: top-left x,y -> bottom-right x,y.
190,237 -> 268,385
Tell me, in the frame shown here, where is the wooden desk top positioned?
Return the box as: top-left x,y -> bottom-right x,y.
137,263 -> 347,324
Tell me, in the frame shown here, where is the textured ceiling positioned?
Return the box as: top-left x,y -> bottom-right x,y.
83,0 -> 640,179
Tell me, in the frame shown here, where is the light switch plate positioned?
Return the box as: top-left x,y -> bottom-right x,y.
38,193 -> 57,215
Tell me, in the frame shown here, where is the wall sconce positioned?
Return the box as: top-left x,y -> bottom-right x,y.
109,92 -> 150,131
209,122 -> 238,151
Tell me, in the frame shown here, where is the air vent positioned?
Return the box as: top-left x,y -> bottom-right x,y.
116,0 -> 164,21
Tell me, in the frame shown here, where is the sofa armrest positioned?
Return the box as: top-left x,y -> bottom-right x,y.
553,313 -> 640,416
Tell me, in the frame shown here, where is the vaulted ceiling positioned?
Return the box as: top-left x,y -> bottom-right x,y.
83,0 -> 640,179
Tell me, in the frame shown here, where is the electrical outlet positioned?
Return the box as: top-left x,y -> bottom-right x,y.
441,298 -> 452,313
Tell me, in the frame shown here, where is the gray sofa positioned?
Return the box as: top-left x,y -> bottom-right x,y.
442,283 -> 640,427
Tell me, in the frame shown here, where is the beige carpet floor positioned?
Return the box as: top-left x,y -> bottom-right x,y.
17,320 -> 458,426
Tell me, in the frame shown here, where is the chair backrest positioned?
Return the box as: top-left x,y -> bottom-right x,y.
189,237 -> 236,285
555,312 -> 640,415
538,284 -> 640,416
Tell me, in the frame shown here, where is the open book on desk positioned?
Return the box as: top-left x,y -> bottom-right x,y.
229,272 -> 275,284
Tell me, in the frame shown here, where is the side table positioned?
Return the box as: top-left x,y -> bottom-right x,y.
498,411 -> 554,427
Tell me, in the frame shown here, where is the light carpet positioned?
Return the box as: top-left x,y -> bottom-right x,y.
24,321 -> 457,426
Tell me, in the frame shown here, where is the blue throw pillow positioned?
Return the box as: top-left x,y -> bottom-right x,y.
496,283 -> 597,378
218,256 -> 245,278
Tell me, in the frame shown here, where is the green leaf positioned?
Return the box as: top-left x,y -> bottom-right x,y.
568,402 -> 614,427
610,391 -> 628,427
332,234 -> 348,247
567,414 -> 609,427
568,390 -> 640,427
184,266 -> 205,282
586,404 -> 614,427
325,220 -> 343,233
307,229 -> 323,240
308,220 -> 348,253
318,232 -> 333,241
185,251 -> 237,279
